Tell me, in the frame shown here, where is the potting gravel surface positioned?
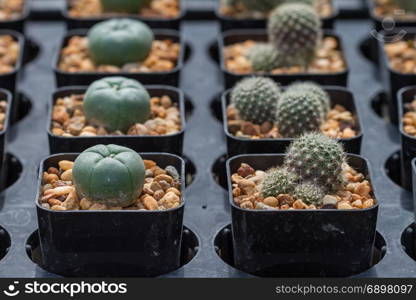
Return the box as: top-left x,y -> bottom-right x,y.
0,15 -> 414,277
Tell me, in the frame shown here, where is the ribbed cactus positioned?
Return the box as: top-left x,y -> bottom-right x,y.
261,167 -> 298,198
246,43 -> 283,72
275,91 -> 325,138
284,133 -> 345,192
394,0 -> 416,12
293,182 -> 324,205
268,3 -> 322,67
231,77 -> 281,124
286,81 -> 330,115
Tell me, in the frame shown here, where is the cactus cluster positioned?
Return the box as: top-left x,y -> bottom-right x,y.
246,43 -> 283,72
275,90 -> 325,138
231,77 -> 281,124
285,81 -> 330,114
267,3 -> 322,67
285,133 -> 345,192
261,167 -> 298,197
257,133 -> 345,207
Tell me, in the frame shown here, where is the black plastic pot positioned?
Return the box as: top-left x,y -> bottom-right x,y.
219,29 -> 349,89
378,29 -> 416,125
0,89 -> 12,188
36,152 -> 185,277
412,157 -> 416,219
367,0 -> 416,32
48,85 -> 185,155
226,154 -> 379,277
62,0 -> 185,30
398,86 -> 416,191
54,29 -> 184,87
215,0 -> 338,32
222,86 -> 363,157
0,0 -> 30,33
0,30 -> 23,123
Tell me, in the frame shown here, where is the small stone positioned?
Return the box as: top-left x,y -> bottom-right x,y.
61,169 -> 72,181
144,160 -> 156,169
159,191 -> 180,209
263,197 -> 278,207
238,179 -> 256,196
80,198 -> 92,210
240,201 -> 254,209
166,187 -> 181,196
143,196 -> 158,210
276,194 -> 294,206
337,201 -> 353,210
241,122 -> 260,136
165,166 -> 179,180
59,160 -> 74,171
145,169 -> 153,177
322,195 -> 338,206
154,190 -> 165,200
237,163 -> 255,177
150,181 -> 163,192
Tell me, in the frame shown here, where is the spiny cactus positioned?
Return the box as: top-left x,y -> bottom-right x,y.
231,76 -> 281,124
268,3 -> 322,67
261,167 -> 298,198
292,182 -> 324,205
284,133 -> 345,192
275,91 -> 325,138
394,0 -> 416,12
246,43 -> 283,72
285,81 -> 330,115
283,0 -> 315,6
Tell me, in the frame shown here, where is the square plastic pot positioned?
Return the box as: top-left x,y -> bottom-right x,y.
219,29 -> 349,89
368,0 -> 416,32
0,29 -> 23,122
222,86 -> 363,157
36,152 -> 185,277
48,85 -> 185,155
0,0 -> 30,33
61,0 -> 185,30
412,157 -> 416,220
398,86 -> 416,191
54,29 -> 184,87
215,0 -> 338,32
226,154 -> 379,277
378,29 -> 416,125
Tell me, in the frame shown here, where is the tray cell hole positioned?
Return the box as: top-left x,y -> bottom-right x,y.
26,226 -> 199,276
185,95 -> 194,121
11,92 -> 32,125
184,155 -> 196,188
384,150 -> 406,187
208,40 -> 219,64
0,226 -> 11,262
184,42 -> 192,64
359,35 -> 379,65
212,153 -> 228,190
401,223 -> 416,262
0,153 -> 23,192
210,93 -> 223,123
214,224 -> 387,278
23,38 -> 41,65
371,91 -> 390,121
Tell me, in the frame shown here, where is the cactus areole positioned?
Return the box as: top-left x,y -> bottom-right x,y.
83,77 -> 151,132
101,0 -> 150,13
88,18 -> 154,67
72,144 -> 146,208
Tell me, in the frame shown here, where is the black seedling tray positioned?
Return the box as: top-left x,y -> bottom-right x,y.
54,29 -> 184,87
0,3 -> 415,278
222,86 -> 363,157
214,0 -> 338,32
61,0 -> 185,31
48,85 -> 186,155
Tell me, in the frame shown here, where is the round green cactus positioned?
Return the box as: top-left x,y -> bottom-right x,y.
285,81 -> 330,115
246,43 -> 283,72
283,0 -> 315,6
394,0 -> 416,12
101,0 -> 150,13
284,133 -> 345,192
261,167 -> 298,198
88,18 -> 154,67
267,3 -> 322,67
231,76 -> 281,124
292,182 -> 324,205
84,77 -> 151,132
73,144 -> 145,207
275,91 -> 325,138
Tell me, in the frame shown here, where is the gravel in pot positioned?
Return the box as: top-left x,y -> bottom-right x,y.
48,77 -> 185,155
0,0 -> 29,33
226,133 -> 378,276
63,0 -> 184,30
36,144 -> 185,277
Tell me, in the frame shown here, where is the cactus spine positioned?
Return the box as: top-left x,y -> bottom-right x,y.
293,182 -> 324,205
261,167 -> 298,197
246,43 -> 283,72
